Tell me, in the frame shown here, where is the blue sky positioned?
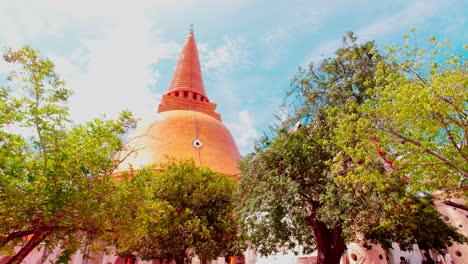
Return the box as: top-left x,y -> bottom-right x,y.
0,0 -> 466,154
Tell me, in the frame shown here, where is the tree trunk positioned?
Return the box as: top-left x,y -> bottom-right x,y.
174,257 -> 185,264
7,229 -> 52,264
306,216 -> 346,264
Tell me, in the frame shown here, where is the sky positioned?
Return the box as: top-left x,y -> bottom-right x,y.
0,0 -> 466,154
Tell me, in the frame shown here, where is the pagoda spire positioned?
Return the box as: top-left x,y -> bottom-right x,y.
157,30 -> 220,121
166,30 -> 207,99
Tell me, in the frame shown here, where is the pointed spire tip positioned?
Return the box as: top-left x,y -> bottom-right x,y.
166,26 -> 207,98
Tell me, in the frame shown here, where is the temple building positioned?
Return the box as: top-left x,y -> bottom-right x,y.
101,30 -> 247,264
119,30 -> 241,177
112,30 -> 246,264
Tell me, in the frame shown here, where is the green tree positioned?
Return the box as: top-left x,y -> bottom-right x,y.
0,46 -> 136,263
237,33 -> 465,264
333,34 -> 467,199
112,161 -> 240,264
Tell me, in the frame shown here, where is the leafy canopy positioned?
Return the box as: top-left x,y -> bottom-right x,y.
332,32 -> 467,196
0,46 -> 136,263
111,161 -> 240,264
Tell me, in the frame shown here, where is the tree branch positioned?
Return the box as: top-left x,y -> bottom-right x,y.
436,95 -> 467,126
442,200 -> 468,212
0,230 -> 35,247
432,112 -> 468,163
403,67 -> 428,87
386,128 -> 468,179
6,229 -> 52,264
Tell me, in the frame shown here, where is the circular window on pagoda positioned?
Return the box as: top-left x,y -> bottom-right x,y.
350,253 -> 358,262
192,138 -> 203,149
455,251 -> 462,257
443,215 -> 450,221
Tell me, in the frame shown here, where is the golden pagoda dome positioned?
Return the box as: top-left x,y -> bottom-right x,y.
119,30 -> 241,177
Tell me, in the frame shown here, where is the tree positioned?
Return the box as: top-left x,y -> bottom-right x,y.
237,33 -> 466,264
111,161 -> 240,264
333,33 -> 467,198
0,46 -> 136,263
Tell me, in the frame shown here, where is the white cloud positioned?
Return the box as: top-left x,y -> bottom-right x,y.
356,0 -> 444,40
305,0 -> 447,64
226,110 -> 258,154
0,60 -> 11,75
0,0 -> 261,157
0,0 -> 254,124
197,37 -> 251,118
61,16 -> 178,123
201,37 -> 250,73
0,0 -> 183,124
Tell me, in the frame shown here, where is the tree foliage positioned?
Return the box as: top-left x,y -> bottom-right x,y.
0,46 -> 137,263
332,33 -> 467,196
238,32 -> 466,264
111,161 -> 240,264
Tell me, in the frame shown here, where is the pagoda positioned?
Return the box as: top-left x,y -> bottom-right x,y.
120,30 -> 241,177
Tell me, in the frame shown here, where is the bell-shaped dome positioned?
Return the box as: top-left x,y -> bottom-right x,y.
120,110 -> 240,176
